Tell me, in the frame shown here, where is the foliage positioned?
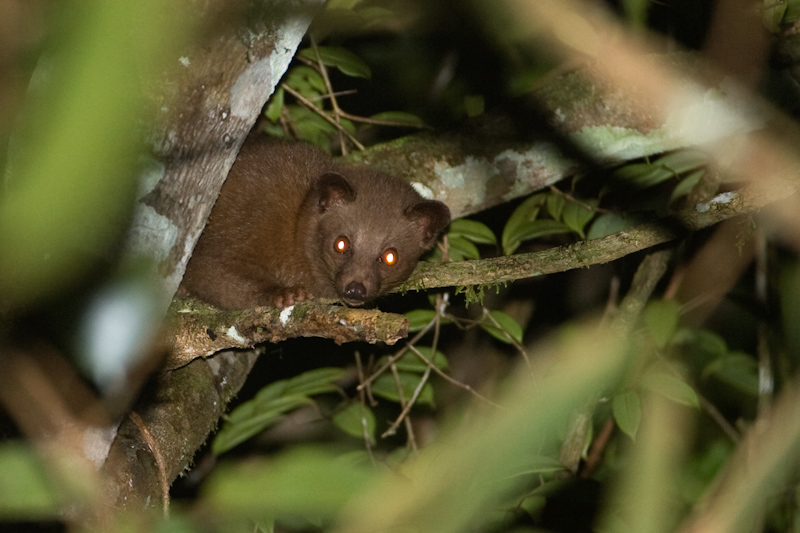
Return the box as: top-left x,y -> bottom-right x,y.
500,147 -> 708,256
260,33 -> 426,153
213,368 -> 347,455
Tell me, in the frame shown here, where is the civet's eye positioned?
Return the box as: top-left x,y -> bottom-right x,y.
382,248 -> 398,265
334,236 -> 349,254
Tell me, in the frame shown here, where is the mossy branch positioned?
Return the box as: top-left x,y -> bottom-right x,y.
400,174 -> 798,293
165,299 -> 409,369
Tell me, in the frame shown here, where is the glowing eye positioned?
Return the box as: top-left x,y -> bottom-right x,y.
382,248 -> 398,265
334,236 -> 349,254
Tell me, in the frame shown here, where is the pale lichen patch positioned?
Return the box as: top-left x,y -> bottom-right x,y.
494,144 -> 573,200
411,182 -> 434,199
230,56 -> 272,119
127,205 -> 178,264
696,191 -> 739,213
226,326 -> 245,344
280,305 -> 294,325
433,156 -> 493,211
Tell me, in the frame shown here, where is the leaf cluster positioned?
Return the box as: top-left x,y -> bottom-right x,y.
262,39 -> 425,152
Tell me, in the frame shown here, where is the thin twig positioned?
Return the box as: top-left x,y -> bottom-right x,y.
357,320 -> 436,391
309,89 -> 359,101
383,365 -> 433,440
360,295 -> 504,410
296,54 -> 429,129
698,394 -> 741,443
309,36 -> 348,154
481,307 -> 535,378
406,343 -> 503,409
353,351 -> 376,463
580,417 -> 616,478
387,363 -> 418,451
336,109 -> 431,129
600,275 -> 621,329
382,298 -> 443,438
649,327 -> 741,443
279,105 -> 299,138
548,185 -> 613,215
281,82 -> 366,150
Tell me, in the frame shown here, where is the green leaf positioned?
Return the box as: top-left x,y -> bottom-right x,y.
515,455 -> 567,476
643,299 -> 681,348
423,246 -> 444,262
214,368 -> 345,454
299,46 -> 372,79
0,442 -> 60,519
206,446 -> 374,519
612,389 -> 642,440
412,346 -> 449,371
502,219 -> 572,256
249,367 -> 344,407
680,439 -> 734,503
282,367 -> 347,397
464,94 -> 485,117
703,353 -> 759,396
561,199 -> 597,239
786,0 -> 800,24
672,327 -> 728,360
448,234 -> 481,261
288,106 -> 337,148
642,372 -> 700,408
448,218 -> 497,245
518,494 -> 547,519
260,122 -> 287,138
621,0 -> 649,26
481,310 -> 524,345
369,111 -> 426,128
508,64 -> 553,96
652,149 -> 709,174
502,193 -> 546,254
355,6 -> 396,22
339,117 -> 356,135
333,403 -> 376,442
763,2 -> 787,33
285,65 -> 326,98
377,346 -> 449,374
214,395 -> 312,454
670,169 -> 704,202
615,162 -> 674,188
586,213 -> 640,240
546,193 -> 566,221
405,309 -> 436,332
264,87 -> 284,122
371,372 -> 434,406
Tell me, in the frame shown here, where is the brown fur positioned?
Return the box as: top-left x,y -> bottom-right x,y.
180,137 -> 450,309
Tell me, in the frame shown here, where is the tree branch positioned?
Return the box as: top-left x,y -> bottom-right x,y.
102,349 -> 259,511
400,174 -> 799,292
165,299 -> 409,370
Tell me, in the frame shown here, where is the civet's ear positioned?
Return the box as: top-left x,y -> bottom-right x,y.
405,200 -> 451,249
315,172 -> 356,212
